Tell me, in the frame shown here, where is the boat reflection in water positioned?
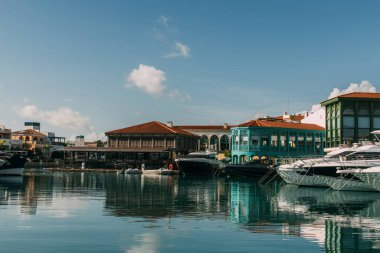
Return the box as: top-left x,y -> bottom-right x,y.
230,182 -> 380,252
2,170 -> 380,252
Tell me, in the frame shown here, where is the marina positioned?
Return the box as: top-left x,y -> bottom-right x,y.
2,2 -> 380,252
1,169 -> 380,253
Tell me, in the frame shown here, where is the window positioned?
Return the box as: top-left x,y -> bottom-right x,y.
154,137 -> 165,147
343,117 -> 355,128
251,135 -> 258,146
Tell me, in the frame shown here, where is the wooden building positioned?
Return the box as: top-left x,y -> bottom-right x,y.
64,121 -> 199,169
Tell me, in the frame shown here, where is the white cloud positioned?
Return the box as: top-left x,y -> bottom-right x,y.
168,89 -> 192,102
165,42 -> 191,58
310,104 -> 321,113
328,80 -> 376,99
85,132 -> 106,142
126,64 -> 166,96
158,15 -> 170,29
17,105 -> 93,131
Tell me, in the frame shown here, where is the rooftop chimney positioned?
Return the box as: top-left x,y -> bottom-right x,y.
167,121 -> 173,128
223,123 -> 228,129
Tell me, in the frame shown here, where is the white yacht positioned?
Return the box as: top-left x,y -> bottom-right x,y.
277,146 -> 356,187
277,131 -> 380,191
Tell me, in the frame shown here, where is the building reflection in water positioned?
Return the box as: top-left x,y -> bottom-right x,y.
2,170 -> 380,252
230,181 -> 380,253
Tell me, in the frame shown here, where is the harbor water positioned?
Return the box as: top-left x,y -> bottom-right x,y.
1,169 -> 380,253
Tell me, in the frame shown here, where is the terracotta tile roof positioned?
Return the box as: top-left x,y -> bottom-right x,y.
237,119 -> 325,131
105,121 -> 198,137
322,92 -> 380,104
338,92 -> 380,99
12,129 -> 47,137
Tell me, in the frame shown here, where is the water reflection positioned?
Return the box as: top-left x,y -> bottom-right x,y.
1,170 -> 380,252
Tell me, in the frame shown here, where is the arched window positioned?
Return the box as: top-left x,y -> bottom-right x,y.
220,135 -> 230,151
210,135 -> 219,151
200,135 -> 208,150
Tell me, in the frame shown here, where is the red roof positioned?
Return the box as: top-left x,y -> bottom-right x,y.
12,129 -> 47,137
105,121 -> 198,137
322,92 -> 380,104
338,92 -> 380,99
237,119 -> 325,131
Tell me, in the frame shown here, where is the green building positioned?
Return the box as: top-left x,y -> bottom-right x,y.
321,92 -> 380,148
231,118 -> 325,164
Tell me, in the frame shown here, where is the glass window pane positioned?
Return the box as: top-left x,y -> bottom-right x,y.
358,117 -> 370,128
358,108 -> 369,115
374,117 -> 380,129
343,108 -> 354,115
343,129 -> 354,139
358,129 -> 370,139
343,116 -> 355,128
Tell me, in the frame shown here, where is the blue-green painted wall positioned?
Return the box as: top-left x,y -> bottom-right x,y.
231,126 -> 324,164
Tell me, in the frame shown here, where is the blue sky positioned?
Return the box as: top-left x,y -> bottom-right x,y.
1,0 -> 380,140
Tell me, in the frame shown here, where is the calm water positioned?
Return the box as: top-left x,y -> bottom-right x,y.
1,170 -> 380,253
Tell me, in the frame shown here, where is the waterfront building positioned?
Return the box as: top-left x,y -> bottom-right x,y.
44,132 -> 66,151
321,92 -> 380,149
106,121 -> 198,152
11,129 -> 50,151
231,118 -> 325,164
74,135 -> 85,147
64,121 -> 199,168
176,123 -> 232,152
0,124 -> 12,150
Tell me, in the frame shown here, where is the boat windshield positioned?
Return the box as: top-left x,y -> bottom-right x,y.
371,131 -> 380,142
326,150 -> 355,158
186,153 -> 216,159
345,151 -> 380,161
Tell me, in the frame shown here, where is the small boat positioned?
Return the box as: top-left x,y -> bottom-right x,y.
119,168 -> 142,175
0,152 -> 28,176
142,167 -> 179,175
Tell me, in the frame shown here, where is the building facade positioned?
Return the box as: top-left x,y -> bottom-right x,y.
321,92 -> 380,149
231,118 -> 325,164
106,121 -> 198,152
176,123 -> 232,152
0,125 -> 12,150
11,129 -> 51,152
64,121 -> 199,169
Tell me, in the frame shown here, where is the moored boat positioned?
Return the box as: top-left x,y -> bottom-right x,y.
221,160 -> 276,178
0,152 -> 28,176
276,138 -> 380,190
175,151 -> 224,175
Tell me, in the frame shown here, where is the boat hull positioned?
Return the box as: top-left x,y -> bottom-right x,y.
222,164 -> 275,177
0,167 -> 24,176
176,160 -> 221,175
